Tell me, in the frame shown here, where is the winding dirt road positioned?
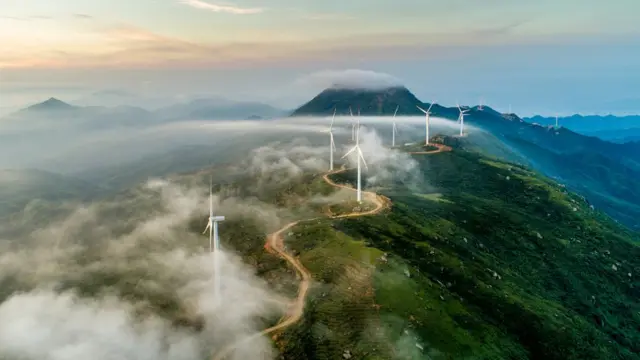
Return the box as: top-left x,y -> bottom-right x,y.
212,143 -> 448,360
211,167 -> 386,360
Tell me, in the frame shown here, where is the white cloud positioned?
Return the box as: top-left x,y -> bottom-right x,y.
293,69 -> 404,92
177,0 -> 264,14
341,127 -> 420,186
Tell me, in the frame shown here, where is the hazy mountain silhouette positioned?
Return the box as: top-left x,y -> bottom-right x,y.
156,98 -> 286,120
20,98 -> 77,112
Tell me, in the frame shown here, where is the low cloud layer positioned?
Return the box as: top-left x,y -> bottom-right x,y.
0,178 -> 287,360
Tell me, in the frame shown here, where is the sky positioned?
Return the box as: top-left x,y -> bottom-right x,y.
1,0 -> 640,115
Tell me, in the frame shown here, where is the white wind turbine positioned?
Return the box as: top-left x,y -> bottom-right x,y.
392,105 -> 399,147
342,117 -> 368,203
457,103 -> 469,137
416,101 -> 435,145
326,108 -> 337,170
203,177 -> 225,305
349,107 -> 356,141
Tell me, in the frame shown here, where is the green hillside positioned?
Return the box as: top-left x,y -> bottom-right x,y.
277,149 -> 640,359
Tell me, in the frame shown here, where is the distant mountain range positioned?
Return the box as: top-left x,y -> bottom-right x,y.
1,97 -> 156,131
292,85 -> 640,230
2,96 -> 287,124
156,98 -> 286,121
524,114 -> 640,142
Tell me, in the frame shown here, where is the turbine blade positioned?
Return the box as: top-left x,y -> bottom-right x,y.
330,108 -> 336,129
416,105 -> 427,114
349,107 -> 353,117
342,146 -> 357,159
358,148 -> 368,169
209,176 -> 213,216
393,105 -> 399,117
203,222 -> 211,234
427,101 -> 435,112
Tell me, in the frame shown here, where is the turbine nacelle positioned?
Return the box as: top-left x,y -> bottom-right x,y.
341,145 -> 368,170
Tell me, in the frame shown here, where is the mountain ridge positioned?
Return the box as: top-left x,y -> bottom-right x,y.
291,85 -> 640,230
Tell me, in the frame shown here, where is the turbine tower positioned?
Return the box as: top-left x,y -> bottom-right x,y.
555,114 -> 559,128
416,101 -> 435,145
392,105 -> 399,147
326,108 -> 337,170
457,104 -> 469,137
342,117 -> 368,203
203,178 -> 225,305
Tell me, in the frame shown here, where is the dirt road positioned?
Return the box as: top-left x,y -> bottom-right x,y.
407,143 -> 452,155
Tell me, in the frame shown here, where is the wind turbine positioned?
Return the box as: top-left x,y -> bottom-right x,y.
326,108 -> 337,170
416,101 -> 435,145
478,97 -> 485,111
342,117 -> 368,203
203,177 -> 225,305
457,103 -> 469,137
392,105 -> 399,147
349,106 -> 356,141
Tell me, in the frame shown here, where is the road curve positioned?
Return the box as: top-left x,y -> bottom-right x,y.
407,143 -> 452,155
212,143 -> 449,359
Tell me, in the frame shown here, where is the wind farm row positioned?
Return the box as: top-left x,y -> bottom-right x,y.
202,101 -> 473,304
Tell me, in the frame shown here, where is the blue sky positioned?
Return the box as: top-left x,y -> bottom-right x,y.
1,0 -> 639,115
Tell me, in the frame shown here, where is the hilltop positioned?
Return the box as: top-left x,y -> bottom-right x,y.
291,86 -> 428,116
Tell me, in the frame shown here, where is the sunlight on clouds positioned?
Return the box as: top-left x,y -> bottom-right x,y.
177,0 -> 264,15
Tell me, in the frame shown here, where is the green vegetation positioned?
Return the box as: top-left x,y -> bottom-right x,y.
398,144 -> 440,153
277,149 -> 640,360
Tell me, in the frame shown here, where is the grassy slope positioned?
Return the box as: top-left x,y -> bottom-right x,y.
279,150 -> 640,360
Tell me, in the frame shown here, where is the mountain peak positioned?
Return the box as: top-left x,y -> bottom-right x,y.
291,85 -> 424,116
24,97 -> 76,112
